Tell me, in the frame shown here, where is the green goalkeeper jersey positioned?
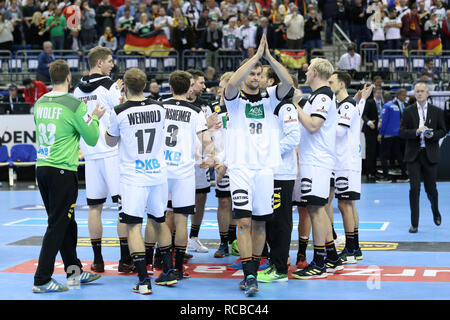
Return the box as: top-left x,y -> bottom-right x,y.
34,92 -> 100,172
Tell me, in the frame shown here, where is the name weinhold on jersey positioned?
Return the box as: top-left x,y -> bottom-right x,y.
127,110 -> 162,125
165,107 -> 191,123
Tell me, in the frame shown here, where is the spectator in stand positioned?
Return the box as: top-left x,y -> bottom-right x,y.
424,58 -> 441,82
116,7 -> 135,50
431,0 -> 446,25
303,7 -> 323,51
268,1 -> 278,23
0,12 -> 14,53
36,41 -> 56,83
413,72 -> 435,90
220,0 -> 238,21
199,19 -> 222,56
46,7 -> 67,50
150,2 -> 160,21
80,0 -> 97,50
183,0 -> 202,27
166,0 -> 182,17
337,43 -> 361,76
370,3 -> 386,52
205,66 -> 219,88
319,0 -> 338,45
204,0 -> 221,21
418,0 -> 431,25
115,0 -> 136,26
284,5 -> 304,50
98,26 -> 117,51
442,9 -> 450,50
30,11 -> 48,49
42,1 -> 56,19
134,12 -> 152,35
170,16 -> 196,53
95,0 -> 116,36
222,17 -> 241,50
239,14 -> 257,57
5,0 -> 23,47
154,7 -> 174,40
350,0 -> 371,51
396,0 -> 410,19
172,8 -> 189,28
134,3 -> 150,23
22,0 -> 40,45
278,0 -> 292,17
424,10 -> 442,53
384,7 -> 402,50
336,0 -> 349,35
23,78 -> 50,105
147,81 -> 160,100
247,0 -> 263,18
255,16 -> 275,50
272,11 -> 286,49
401,3 -> 422,50
297,62 -> 308,84
3,84 -> 26,114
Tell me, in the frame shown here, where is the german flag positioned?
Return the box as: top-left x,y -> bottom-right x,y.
425,38 -> 442,56
123,29 -> 171,56
274,50 -> 307,69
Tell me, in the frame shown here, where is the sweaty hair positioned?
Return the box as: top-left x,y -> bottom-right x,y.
186,69 -> 205,80
124,68 -> 147,96
332,70 -> 351,89
88,46 -> 112,70
309,58 -> 334,80
264,66 -> 280,85
49,59 -> 70,85
169,70 -> 192,95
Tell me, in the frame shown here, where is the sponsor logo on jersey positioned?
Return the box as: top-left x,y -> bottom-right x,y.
164,150 -> 182,163
245,103 -> 265,119
273,190 -> 281,210
135,158 -> 161,173
214,105 -> 221,113
37,145 -> 50,159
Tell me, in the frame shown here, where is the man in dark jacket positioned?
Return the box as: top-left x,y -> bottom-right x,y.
318,0 -> 338,44
171,18 -> 196,52
255,17 -> 275,50
399,82 -> 447,233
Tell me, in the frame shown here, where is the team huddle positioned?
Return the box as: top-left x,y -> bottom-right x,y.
31,34 -> 374,297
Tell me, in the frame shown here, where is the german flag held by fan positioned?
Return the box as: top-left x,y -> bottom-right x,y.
123,29 -> 171,56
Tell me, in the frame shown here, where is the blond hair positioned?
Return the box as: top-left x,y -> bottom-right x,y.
309,58 -> 334,80
88,46 -> 113,70
220,72 -> 234,83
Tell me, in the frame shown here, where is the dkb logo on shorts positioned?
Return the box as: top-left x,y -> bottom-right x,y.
232,189 -> 249,207
335,177 -> 349,192
301,178 -> 312,194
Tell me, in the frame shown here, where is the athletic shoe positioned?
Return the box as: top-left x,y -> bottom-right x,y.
184,252 -> 194,261
133,278 -> 152,295
291,261 -> 327,280
231,239 -> 240,256
239,279 -> 246,290
175,269 -> 190,280
147,264 -> 154,275
376,177 -> 392,184
258,258 -> 270,271
90,262 -> 104,273
244,275 -> 259,297
354,247 -> 363,260
67,271 -> 101,286
187,237 -> 209,253
296,254 -> 309,270
214,242 -> 230,258
227,258 -> 242,270
257,265 -> 288,283
324,258 -> 344,274
396,176 -> 410,183
155,269 -> 178,286
32,278 -> 68,293
339,248 -> 357,264
118,260 -> 136,273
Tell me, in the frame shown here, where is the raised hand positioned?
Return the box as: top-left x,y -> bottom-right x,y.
256,33 -> 266,59
92,103 -> 106,119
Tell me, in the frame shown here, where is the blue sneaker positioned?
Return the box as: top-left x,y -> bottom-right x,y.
244,275 -> 259,297
67,271 -> 101,286
339,248 -> 357,264
227,258 -> 242,270
32,278 -> 68,293
133,277 -> 152,295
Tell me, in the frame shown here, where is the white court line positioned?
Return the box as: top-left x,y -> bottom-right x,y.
3,217 -> 33,226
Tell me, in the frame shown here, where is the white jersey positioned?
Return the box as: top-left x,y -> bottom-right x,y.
274,99 -> 300,180
298,86 -> 337,170
335,96 -> 362,172
162,98 -> 208,179
107,98 -> 167,186
224,85 -> 282,170
74,74 -> 122,160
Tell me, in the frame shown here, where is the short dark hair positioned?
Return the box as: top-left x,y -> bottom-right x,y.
333,70 -> 351,89
169,70 -> 192,95
265,66 -> 280,85
124,68 -> 147,96
186,69 -> 205,80
49,59 -> 70,85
